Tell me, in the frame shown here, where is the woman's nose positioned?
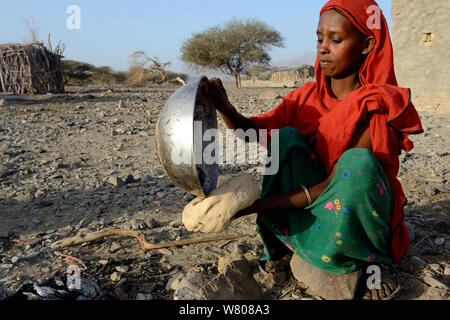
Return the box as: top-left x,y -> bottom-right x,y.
318,39 -> 330,54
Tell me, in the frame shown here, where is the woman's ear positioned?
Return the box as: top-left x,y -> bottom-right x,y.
362,36 -> 375,55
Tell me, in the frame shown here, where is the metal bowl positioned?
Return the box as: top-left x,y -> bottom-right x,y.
156,76 -> 218,197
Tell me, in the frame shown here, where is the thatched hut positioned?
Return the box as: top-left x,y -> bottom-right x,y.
0,43 -> 64,95
270,65 -> 315,82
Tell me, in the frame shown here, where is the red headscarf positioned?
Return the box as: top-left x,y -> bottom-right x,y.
250,0 -> 423,263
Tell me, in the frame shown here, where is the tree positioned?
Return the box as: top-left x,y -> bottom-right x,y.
129,51 -> 171,82
61,60 -> 95,85
181,18 -> 284,88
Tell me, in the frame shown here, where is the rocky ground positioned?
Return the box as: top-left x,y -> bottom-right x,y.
0,83 -> 448,300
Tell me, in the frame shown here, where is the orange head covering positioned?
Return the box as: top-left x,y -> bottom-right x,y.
317,0 -> 398,91
250,0 -> 424,263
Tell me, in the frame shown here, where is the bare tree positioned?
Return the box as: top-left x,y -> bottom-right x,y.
129,51 -> 171,82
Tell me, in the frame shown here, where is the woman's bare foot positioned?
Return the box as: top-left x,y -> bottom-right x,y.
356,264 -> 401,300
259,254 -> 293,285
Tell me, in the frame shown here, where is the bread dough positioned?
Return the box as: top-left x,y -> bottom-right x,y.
182,174 -> 260,233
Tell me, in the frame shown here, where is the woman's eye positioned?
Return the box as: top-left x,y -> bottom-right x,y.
332,39 -> 342,43
317,39 -> 323,43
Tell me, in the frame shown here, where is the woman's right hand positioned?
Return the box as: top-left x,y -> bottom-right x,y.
206,77 -> 255,131
207,78 -> 234,115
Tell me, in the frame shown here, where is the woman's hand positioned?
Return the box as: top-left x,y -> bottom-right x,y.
207,78 -> 235,115
206,78 -> 256,132
232,200 -> 261,221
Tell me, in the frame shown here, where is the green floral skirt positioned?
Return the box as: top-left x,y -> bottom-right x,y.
257,128 -> 394,274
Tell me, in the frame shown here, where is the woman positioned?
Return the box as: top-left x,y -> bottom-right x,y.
208,0 -> 423,300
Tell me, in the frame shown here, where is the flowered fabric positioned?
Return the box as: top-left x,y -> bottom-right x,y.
257,128 -> 394,274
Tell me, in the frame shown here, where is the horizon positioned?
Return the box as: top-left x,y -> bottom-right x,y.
1,0 -> 392,76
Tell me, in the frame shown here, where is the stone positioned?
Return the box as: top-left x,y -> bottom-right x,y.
183,193 -> 195,201
146,218 -> 161,229
410,256 -> 427,269
420,248 -> 440,256
168,220 -> 183,228
422,275 -> 448,289
142,174 -> 153,184
290,254 -> 360,300
0,231 -> 9,239
11,256 -> 20,264
136,293 -> 153,300
107,176 -> 124,188
201,255 -> 263,300
444,266 -> 450,276
173,272 -> 206,300
405,222 -> 415,243
166,273 -> 184,291
427,263 -> 441,272
110,243 -> 122,253
0,99 -> 8,107
115,265 -> 130,273
434,237 -> 445,246
110,272 -> 121,282
259,91 -> 283,101
34,189 -> 45,199
158,248 -> 172,256
424,186 -> 439,196
33,284 -> 71,299
70,279 -> 102,299
426,287 -> 447,298
124,174 -> 137,184
217,253 -> 246,274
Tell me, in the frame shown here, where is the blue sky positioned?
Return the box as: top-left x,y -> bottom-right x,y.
1,0 -> 392,74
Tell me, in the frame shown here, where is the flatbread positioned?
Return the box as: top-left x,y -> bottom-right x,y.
182,174 -> 260,233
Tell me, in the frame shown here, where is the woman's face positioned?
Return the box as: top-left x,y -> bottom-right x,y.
316,10 -> 370,79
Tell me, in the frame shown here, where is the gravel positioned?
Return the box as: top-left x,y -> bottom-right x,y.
0,83 -> 448,301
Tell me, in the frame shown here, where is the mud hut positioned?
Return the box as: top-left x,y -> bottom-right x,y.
270,65 -> 315,82
0,43 -> 64,95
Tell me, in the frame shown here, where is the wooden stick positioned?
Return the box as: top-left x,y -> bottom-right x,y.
51,229 -> 242,250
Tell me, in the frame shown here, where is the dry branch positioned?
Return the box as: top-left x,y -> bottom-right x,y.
174,77 -> 186,86
51,229 -> 242,251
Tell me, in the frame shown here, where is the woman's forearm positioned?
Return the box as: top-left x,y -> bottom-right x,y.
233,164 -> 337,220
218,102 -> 255,131
233,176 -> 332,220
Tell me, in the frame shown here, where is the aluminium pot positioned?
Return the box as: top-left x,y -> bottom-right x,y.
156,76 -> 218,197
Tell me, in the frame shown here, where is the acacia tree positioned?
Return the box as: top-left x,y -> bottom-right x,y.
181,18 -> 284,88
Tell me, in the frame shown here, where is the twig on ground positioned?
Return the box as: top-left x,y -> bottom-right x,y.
50,229 -> 242,251
54,251 -> 88,270
413,232 -> 432,248
11,237 -> 41,244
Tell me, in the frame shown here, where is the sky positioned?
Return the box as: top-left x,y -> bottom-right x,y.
1,0 -> 392,74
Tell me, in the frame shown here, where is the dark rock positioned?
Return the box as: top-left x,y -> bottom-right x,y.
124,174 -> 139,184
33,284 -> 71,300
424,186 -> 439,196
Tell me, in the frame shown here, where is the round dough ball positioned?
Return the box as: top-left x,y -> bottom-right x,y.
182,174 -> 260,233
